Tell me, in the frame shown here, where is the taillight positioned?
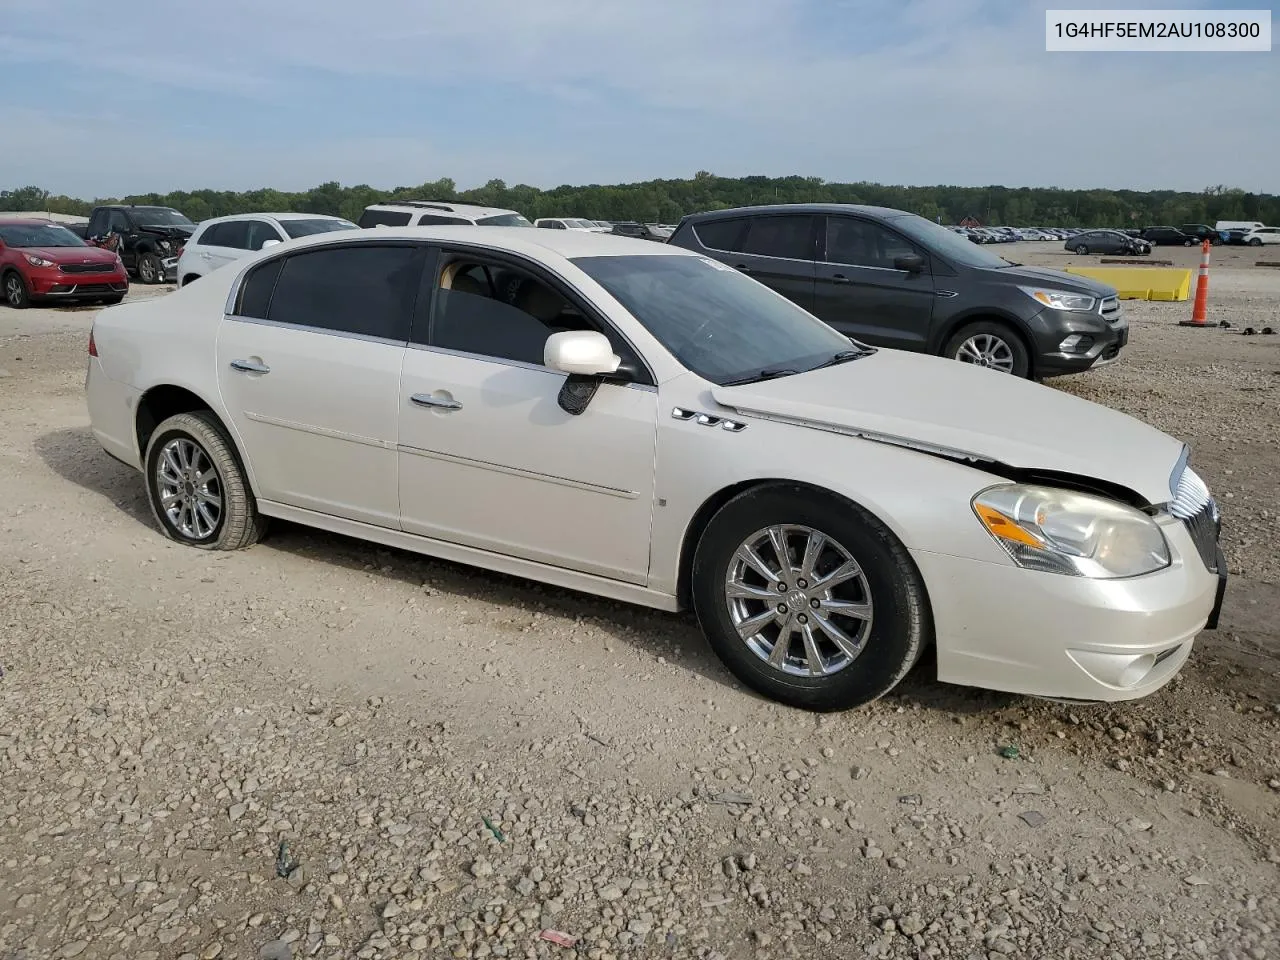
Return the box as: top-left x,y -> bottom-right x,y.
175,245 -> 185,258
88,329 -> 98,357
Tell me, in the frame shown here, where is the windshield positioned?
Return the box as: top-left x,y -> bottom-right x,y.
572,253 -> 856,385
0,223 -> 87,248
477,213 -> 532,227
570,219 -> 596,229
130,207 -> 194,226
890,213 -> 1014,269
281,218 -> 359,238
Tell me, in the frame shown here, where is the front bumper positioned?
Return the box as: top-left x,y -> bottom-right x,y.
162,256 -> 179,283
28,267 -> 129,300
1029,305 -> 1128,377
914,518 -> 1222,702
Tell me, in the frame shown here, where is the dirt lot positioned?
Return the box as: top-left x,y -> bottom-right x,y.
2,246 -> 1278,960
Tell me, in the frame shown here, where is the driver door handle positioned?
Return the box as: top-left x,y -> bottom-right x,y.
411,393 -> 462,410
830,274 -> 852,284
229,359 -> 270,374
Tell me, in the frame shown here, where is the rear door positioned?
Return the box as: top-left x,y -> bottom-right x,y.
199,221 -> 253,273
811,215 -> 935,349
708,215 -> 817,311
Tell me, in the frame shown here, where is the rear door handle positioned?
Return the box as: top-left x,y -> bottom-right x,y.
229,359 -> 270,374
411,393 -> 462,410
831,274 -> 852,284
733,264 -> 752,273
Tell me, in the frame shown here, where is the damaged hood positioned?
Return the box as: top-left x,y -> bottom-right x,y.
711,350 -> 1184,505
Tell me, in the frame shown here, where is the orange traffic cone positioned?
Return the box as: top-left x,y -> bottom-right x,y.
1179,239 -> 1212,327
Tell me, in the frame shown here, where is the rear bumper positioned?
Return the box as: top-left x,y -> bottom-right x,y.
86,357 -> 143,470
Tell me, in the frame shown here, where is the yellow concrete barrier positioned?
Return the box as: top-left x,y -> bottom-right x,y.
1063,266 -> 1192,301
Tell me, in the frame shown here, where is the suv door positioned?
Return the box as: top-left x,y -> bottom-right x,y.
812,215 -> 935,349
199,220 -> 254,273
216,242 -> 425,526
397,249 -> 658,583
716,215 -> 818,311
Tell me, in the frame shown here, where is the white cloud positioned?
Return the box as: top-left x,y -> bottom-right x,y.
3,0 -> 1275,196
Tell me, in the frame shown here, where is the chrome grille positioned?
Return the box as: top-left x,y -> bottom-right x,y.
1169,463 -> 1219,573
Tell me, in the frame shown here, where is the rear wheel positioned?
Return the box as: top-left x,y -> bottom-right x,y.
3,271 -> 30,309
944,321 -> 1030,377
691,485 -> 930,712
137,251 -> 162,284
144,411 -> 267,550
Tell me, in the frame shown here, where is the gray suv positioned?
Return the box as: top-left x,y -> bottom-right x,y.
668,204 -> 1127,378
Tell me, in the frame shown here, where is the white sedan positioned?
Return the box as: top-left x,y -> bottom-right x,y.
85,227 -> 1226,711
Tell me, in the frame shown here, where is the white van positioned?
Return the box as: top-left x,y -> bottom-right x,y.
1215,220 -> 1265,232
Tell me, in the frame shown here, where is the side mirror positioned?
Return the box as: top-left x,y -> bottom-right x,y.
261,238 -> 281,249
894,253 -> 925,273
544,330 -> 620,377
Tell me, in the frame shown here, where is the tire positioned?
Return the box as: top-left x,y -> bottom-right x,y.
3,270 -> 30,309
1183,239 -> 1193,247
1074,244 -> 1089,255
143,411 -> 267,551
943,320 -> 1031,377
137,251 -> 162,284
1248,238 -> 1263,247
691,484 -> 931,712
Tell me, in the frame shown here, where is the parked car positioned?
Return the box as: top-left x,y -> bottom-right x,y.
1066,230 -> 1151,256
609,221 -> 670,241
176,213 -> 357,287
84,226 -> 1225,711
0,217 -> 129,309
534,218 -> 602,232
1140,226 -> 1196,246
1214,220 -> 1264,233
1241,227 -> 1280,246
668,203 -> 1127,379
1218,227 -> 1252,245
1179,224 -> 1219,245
84,204 -> 196,284
357,201 -> 532,229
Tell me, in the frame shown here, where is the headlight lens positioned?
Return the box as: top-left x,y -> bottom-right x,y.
24,254 -> 56,268
1019,286 -> 1097,313
973,484 -> 1170,579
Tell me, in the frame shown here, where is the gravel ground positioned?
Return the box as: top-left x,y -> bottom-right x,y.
2,251 -> 1278,960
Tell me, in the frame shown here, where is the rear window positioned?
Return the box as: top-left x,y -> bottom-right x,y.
358,209 -> 413,228
692,220 -> 747,251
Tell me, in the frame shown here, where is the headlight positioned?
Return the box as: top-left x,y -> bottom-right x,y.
24,254 -> 56,268
973,484 -> 1170,579
1019,286 -> 1097,313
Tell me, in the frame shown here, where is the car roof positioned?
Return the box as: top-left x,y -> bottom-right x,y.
363,200 -> 520,218
681,202 -> 917,222
241,225 -> 695,261
0,217 -> 58,226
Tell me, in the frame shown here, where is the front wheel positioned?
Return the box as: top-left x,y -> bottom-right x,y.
144,411 -> 267,550
944,321 -> 1031,377
3,271 -> 30,309
1248,237 -> 1263,247
1183,239 -> 1194,246
136,251 -> 162,284
1074,244 -> 1089,255
691,485 -> 931,711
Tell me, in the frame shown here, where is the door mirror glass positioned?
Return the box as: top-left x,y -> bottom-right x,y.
894,253 -> 925,273
544,330 -> 621,376
261,238 -> 281,249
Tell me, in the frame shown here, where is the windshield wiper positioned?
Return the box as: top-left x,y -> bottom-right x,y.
811,348 -> 875,370
721,368 -> 801,386
1001,258 -> 1022,267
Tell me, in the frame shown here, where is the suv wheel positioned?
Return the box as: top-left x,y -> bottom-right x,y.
137,252 -> 162,284
944,322 -> 1030,377
3,271 -> 30,309
1248,237 -> 1263,247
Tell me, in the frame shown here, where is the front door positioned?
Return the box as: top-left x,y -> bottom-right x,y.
216,241 -> 424,527
397,251 -> 658,583
812,215 -> 936,349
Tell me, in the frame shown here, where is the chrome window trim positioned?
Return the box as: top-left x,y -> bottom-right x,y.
405,341 -> 657,392
227,314 -> 409,348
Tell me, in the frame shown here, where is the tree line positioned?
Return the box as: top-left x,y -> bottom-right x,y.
2,173 -> 1274,228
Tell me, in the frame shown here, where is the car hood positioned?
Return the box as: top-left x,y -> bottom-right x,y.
25,246 -> 120,264
711,350 -> 1184,505
137,223 -> 195,238
985,263 -> 1117,297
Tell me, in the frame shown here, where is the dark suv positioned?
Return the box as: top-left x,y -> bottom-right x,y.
668,204 -> 1126,378
1140,226 -> 1195,247
85,204 -> 196,283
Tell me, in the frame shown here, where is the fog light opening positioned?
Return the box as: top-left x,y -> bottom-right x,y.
1117,654 -> 1157,688
1058,333 -> 1095,354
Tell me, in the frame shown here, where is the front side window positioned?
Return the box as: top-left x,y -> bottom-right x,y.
428,254 -> 644,375
207,220 -> 252,250
825,217 -> 923,268
107,211 -> 131,234
243,221 -> 284,250
572,253 -> 854,385
246,244 -> 423,341
740,216 -> 817,260
358,209 -> 413,228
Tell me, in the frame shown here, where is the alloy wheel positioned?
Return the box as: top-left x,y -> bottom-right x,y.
155,437 -> 223,540
956,333 -> 1016,372
5,275 -> 22,306
724,524 -> 874,677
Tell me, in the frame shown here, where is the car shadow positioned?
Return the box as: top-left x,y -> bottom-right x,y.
37,425 -> 1024,716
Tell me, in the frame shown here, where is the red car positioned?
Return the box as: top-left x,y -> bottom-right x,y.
0,217 -> 129,309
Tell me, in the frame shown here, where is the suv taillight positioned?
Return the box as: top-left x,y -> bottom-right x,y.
88,329 -> 98,357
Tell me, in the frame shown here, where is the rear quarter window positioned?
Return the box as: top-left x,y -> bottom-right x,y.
358,209 -> 414,228
692,219 -> 747,252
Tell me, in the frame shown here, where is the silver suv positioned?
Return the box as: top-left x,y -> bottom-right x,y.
357,201 -> 532,228
176,213 -> 356,287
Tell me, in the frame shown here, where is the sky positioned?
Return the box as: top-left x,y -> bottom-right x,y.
1,0 -> 1276,198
